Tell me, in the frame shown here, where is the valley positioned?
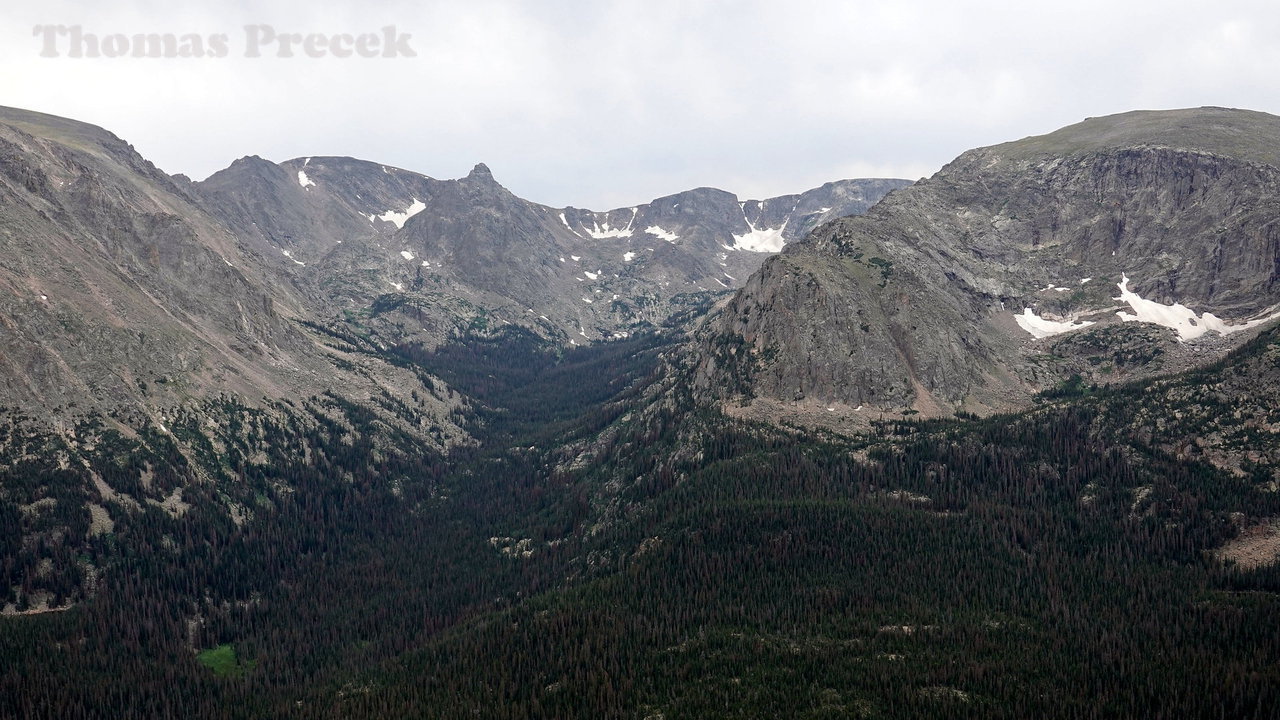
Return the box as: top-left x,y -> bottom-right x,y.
1,105 -> 1278,718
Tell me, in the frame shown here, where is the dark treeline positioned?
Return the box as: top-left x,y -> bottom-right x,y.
2,327 -> 1279,718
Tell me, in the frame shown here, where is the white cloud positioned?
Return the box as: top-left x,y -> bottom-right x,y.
5,0 -> 1280,209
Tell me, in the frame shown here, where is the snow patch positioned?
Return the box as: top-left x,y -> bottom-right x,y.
558,212 -> 582,238
1116,274 -> 1280,341
389,281 -> 404,292
1014,308 -> 1094,339
281,250 -> 305,266
623,251 -> 636,262
297,170 -> 315,189
645,225 -> 679,243
581,297 -> 593,304
583,208 -> 638,239
1080,278 -> 1092,285
731,214 -> 787,252
584,271 -> 599,280
571,255 -> 581,262
374,199 -> 426,229
400,250 -> 415,261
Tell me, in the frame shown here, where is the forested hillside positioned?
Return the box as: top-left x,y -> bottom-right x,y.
4,322 -> 1278,718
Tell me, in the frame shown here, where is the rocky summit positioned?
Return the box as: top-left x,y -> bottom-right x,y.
0,104 -> 906,426
692,107 -> 1280,423
4,104 -> 1280,720
0,106 -> 467,449
194,151 -> 907,348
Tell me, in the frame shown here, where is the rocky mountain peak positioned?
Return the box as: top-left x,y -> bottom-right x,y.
965,107 -> 1280,171
693,108 -> 1280,423
466,162 -> 495,181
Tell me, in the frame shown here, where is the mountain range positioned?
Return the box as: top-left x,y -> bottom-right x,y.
194,152 -> 907,347
0,104 -> 906,427
695,107 -> 1280,424
2,104 -> 1279,719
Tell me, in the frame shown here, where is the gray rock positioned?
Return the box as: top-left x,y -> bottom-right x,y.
0,106 -> 465,448
692,108 -> 1280,417
191,146 -> 907,346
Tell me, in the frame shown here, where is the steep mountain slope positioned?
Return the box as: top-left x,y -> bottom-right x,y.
694,108 -> 1280,420
192,153 -> 907,344
0,107 -> 458,431
192,154 -> 441,270
8,308 -> 1277,719
0,104 -> 903,619
0,108 -> 468,609
4,103 -> 1280,720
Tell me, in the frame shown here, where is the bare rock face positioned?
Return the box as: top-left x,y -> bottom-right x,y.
0,107 -> 464,448
191,146 -> 907,347
195,154 -> 444,267
693,108 -> 1280,418
0,103 -> 908,441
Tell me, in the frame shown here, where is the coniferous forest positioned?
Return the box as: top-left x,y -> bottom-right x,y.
2,325 -> 1280,719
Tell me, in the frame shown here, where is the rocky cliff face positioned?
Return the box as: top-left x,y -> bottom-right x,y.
0,106 -> 909,612
194,154 -> 441,268
192,151 -> 907,346
693,108 -> 1280,420
0,104 -> 908,437
0,107 -> 464,446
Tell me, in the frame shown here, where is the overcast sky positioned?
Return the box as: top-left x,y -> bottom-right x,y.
4,1 -> 1279,208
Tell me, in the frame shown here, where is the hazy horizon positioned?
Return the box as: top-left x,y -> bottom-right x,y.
4,0 -> 1278,208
